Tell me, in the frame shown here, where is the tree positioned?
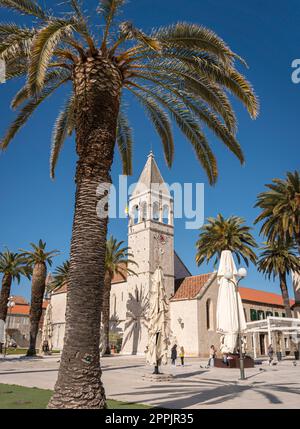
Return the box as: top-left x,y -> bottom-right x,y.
0,0 -> 258,408
48,260 -> 70,292
20,240 -> 58,356
255,171 -> 300,252
257,241 -> 300,318
0,249 -> 30,352
103,236 -> 136,355
196,214 -> 257,267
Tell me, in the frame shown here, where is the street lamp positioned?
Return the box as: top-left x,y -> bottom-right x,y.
4,297 -> 15,357
224,268 -> 247,380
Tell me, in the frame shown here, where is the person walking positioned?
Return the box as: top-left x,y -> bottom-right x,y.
268,344 -> 274,366
207,345 -> 216,368
179,346 -> 185,366
171,344 -> 177,366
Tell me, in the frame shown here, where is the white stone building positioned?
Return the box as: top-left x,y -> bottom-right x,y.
50,153 -> 300,357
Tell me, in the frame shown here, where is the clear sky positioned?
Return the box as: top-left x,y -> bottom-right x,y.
0,0 -> 299,301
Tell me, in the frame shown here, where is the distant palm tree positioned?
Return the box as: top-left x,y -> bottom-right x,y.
0,0 -> 258,408
20,240 -> 58,356
257,241 -> 300,317
255,171 -> 300,252
103,236 -> 136,355
196,214 -> 257,267
48,260 -> 70,293
0,249 -> 30,352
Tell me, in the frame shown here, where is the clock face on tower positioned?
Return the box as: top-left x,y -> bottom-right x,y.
153,234 -> 169,265
159,234 -> 166,245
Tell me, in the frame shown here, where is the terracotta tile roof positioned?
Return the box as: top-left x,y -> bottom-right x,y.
111,270 -> 127,284
10,304 -> 29,315
9,299 -> 49,315
171,273 -> 214,301
171,274 -> 296,308
110,262 -> 128,284
239,287 -> 295,307
42,299 -> 49,309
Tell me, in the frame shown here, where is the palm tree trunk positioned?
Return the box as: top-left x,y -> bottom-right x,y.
27,262 -> 47,356
0,273 -> 12,353
279,272 -> 292,318
48,54 -> 121,409
102,272 -> 112,355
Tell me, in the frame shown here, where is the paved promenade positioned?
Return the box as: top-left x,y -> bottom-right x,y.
0,354 -> 299,408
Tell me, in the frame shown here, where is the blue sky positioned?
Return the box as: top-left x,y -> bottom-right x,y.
0,0 -> 299,301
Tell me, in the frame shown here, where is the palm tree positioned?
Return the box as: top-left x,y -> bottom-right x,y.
103,236 -> 136,355
255,171 -> 300,252
0,249 -> 30,352
0,0 -> 258,408
48,260 -> 70,293
20,240 -> 58,356
196,214 -> 257,267
257,241 -> 300,318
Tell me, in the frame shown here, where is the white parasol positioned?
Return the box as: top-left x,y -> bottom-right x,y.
146,267 -> 170,368
216,250 -> 246,354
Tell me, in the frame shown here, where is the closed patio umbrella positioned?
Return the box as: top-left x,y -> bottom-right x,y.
146,267 -> 170,373
216,250 -> 246,354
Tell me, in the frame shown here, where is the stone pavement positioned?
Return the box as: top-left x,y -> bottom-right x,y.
0,354 -> 299,408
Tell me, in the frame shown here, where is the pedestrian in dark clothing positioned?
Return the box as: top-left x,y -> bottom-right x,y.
171,344 -> 177,366
42,340 -> 49,354
268,344 -> 274,365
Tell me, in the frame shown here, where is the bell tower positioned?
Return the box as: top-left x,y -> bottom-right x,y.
121,151 -> 174,354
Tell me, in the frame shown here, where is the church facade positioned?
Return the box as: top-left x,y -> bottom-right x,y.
50,153 -> 300,358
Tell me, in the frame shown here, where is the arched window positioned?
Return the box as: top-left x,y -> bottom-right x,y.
162,204 -> 169,224
206,299 -> 213,331
141,201 -> 147,221
132,205 -> 139,224
152,201 -> 159,221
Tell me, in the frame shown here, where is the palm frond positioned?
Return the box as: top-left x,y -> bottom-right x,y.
119,21 -> 161,52
129,59 -> 237,132
128,84 -> 217,184
127,89 -> 174,168
128,69 -> 243,163
50,94 -> 76,179
0,0 -> 47,19
116,109 -> 133,175
28,19 -> 74,95
191,56 -> 258,119
0,23 -> 34,39
100,0 -> 125,48
0,35 -> 33,60
4,58 -> 27,80
11,69 -> 71,109
1,77 -> 69,149
151,23 -> 240,65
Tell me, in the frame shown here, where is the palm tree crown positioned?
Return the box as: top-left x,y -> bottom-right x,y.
196,213 -> 257,267
0,249 -> 31,282
20,239 -> 59,267
1,0 -> 258,183
255,171 -> 300,249
48,260 -> 70,292
257,241 -> 300,280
